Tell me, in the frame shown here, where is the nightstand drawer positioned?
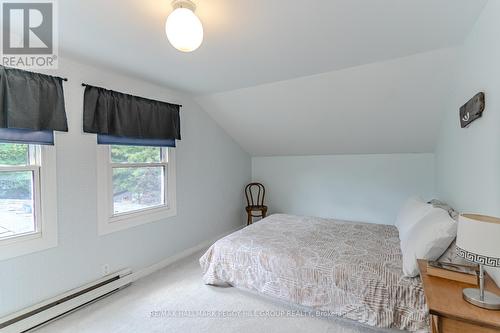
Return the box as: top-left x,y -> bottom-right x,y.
432,315 -> 500,333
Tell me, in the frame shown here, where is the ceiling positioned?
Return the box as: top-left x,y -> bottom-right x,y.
197,48 -> 458,156
57,0 -> 487,156
59,0 -> 487,94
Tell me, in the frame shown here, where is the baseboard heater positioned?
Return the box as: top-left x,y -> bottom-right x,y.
0,269 -> 132,333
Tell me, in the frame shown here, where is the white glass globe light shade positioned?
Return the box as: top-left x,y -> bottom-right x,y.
166,7 -> 203,52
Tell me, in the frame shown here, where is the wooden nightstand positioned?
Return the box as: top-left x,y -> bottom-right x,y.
418,260 -> 500,333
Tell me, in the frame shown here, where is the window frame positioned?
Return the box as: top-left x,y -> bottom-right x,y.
96,145 -> 177,236
0,144 -> 58,261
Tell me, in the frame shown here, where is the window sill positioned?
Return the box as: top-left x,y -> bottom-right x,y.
98,206 -> 177,236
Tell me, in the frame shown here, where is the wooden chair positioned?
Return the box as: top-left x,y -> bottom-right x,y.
245,183 -> 268,225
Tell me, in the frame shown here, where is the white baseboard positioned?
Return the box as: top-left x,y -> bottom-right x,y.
134,224 -> 245,280
0,224 -> 246,332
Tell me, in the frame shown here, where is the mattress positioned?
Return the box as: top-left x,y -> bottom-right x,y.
200,214 -> 429,331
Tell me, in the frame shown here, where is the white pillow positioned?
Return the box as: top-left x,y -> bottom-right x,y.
395,197 -> 433,240
400,208 -> 457,277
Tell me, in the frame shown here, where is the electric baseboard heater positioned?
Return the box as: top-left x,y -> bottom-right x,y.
0,269 -> 132,333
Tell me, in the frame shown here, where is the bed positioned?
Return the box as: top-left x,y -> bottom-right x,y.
200,214 -> 429,332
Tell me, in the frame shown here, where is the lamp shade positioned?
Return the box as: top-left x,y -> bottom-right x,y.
456,214 -> 500,267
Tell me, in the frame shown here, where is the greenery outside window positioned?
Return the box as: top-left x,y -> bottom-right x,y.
110,146 -> 168,215
0,144 -> 40,241
96,145 -> 176,235
0,142 -> 58,261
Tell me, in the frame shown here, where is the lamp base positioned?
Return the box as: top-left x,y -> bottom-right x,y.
171,0 -> 196,11
463,288 -> 500,310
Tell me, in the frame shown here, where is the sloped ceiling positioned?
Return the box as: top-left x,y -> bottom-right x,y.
55,0 -> 486,156
197,48 -> 459,156
59,0 -> 486,94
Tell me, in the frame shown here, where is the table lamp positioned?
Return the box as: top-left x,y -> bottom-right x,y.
456,214 -> 500,310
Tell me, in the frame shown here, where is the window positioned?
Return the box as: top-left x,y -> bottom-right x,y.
0,144 -> 39,240
0,143 -> 57,260
111,146 -> 167,215
96,145 -> 176,235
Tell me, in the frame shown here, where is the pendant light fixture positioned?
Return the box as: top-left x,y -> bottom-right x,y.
165,0 -> 204,52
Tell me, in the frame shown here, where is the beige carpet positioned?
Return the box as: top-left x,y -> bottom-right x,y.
34,251 -> 402,333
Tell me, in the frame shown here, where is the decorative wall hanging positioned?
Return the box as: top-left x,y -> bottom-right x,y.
460,92 -> 485,128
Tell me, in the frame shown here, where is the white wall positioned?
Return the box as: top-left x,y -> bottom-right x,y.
252,154 -> 435,225
435,0 -> 500,283
0,58 -> 251,317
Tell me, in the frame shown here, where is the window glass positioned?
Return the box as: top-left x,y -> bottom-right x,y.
110,146 -> 162,164
0,171 -> 35,238
112,166 -> 165,214
0,143 -> 29,166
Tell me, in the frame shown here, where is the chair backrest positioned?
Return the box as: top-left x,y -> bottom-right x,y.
245,183 -> 265,207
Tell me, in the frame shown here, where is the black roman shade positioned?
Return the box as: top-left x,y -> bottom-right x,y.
0,66 -> 68,145
83,85 -> 181,147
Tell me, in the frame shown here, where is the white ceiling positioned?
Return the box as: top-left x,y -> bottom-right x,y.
59,0 -> 486,94
58,0 -> 487,156
197,48 -> 458,156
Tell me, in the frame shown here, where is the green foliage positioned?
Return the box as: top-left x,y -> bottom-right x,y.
111,146 -> 164,206
111,146 -> 161,163
0,144 -> 166,203
113,167 -> 162,205
0,144 -> 31,199
0,144 -> 28,166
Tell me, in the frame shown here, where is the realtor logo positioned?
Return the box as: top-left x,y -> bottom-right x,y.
1,0 -> 58,68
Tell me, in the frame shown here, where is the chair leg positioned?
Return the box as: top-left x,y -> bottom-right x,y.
262,208 -> 267,219
247,212 -> 252,226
